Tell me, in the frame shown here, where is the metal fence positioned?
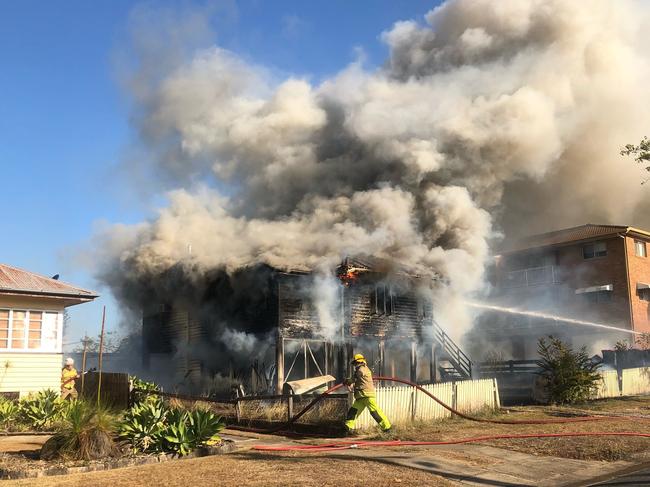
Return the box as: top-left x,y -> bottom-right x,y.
355,378 -> 500,429
594,367 -> 650,399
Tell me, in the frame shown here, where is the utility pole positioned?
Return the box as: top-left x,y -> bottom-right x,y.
81,334 -> 88,395
97,306 -> 106,406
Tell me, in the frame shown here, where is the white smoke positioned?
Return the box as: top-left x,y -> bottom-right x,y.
99,0 -> 650,341
310,272 -> 342,341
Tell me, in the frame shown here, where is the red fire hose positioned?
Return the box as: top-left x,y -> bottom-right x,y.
252,432 -> 650,452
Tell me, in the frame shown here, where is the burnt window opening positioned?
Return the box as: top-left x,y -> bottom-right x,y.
370,285 -> 393,316
418,299 -> 429,319
639,289 -> 650,302
583,291 -> 612,304
583,241 -> 607,259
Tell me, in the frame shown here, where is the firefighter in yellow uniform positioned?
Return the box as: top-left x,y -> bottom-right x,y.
344,353 -> 391,433
61,357 -> 79,400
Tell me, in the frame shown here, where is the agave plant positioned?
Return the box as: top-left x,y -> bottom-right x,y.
187,409 -> 225,447
0,397 -> 19,430
119,401 -> 167,453
163,410 -> 192,456
19,389 -> 64,430
163,408 -> 226,456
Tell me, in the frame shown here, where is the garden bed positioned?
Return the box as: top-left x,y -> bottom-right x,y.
0,439 -> 236,480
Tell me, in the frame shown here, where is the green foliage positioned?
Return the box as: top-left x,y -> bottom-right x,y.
41,400 -> 118,460
119,401 -> 226,456
614,340 -> 632,352
187,409 -> 225,446
19,389 -> 64,430
0,397 -> 20,429
622,136 -> 650,182
119,401 -> 167,453
635,333 -> 650,351
129,376 -> 162,407
163,409 -> 225,456
537,336 -> 602,404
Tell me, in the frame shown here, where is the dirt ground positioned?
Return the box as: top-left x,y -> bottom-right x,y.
3,451 -> 454,487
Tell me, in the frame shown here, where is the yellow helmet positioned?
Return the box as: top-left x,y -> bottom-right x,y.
352,353 -> 366,364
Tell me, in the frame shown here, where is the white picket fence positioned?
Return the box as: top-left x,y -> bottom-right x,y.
595,367 -> 650,398
355,378 -> 500,429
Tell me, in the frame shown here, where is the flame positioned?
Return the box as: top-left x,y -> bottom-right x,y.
337,266 -> 365,287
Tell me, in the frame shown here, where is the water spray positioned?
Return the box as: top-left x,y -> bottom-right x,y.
466,301 -> 641,336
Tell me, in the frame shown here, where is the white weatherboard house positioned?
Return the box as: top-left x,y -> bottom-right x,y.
0,264 -> 98,397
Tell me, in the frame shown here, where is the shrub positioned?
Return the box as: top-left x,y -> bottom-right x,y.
129,376 -> 162,407
119,402 -> 226,456
163,409 -> 225,456
41,400 -> 118,460
19,389 -> 63,430
0,397 -> 19,430
119,401 -> 167,453
537,336 -> 601,404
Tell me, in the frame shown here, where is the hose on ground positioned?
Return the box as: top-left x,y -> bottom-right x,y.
231,376 -> 633,435
252,432 -> 650,452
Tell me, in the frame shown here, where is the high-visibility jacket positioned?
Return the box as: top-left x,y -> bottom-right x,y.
61,367 -> 78,390
351,363 -> 375,399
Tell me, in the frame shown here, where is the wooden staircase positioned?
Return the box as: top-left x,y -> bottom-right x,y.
432,319 -> 473,380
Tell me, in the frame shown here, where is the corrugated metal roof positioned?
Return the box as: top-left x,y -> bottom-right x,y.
0,263 -> 98,299
501,224 -> 646,253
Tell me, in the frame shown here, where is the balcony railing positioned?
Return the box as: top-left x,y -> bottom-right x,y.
502,265 -> 559,288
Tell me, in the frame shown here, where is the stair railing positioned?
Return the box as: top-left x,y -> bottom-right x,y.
432,320 -> 473,378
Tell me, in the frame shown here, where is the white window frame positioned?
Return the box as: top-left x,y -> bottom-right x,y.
635,240 -> 647,258
0,308 -> 62,353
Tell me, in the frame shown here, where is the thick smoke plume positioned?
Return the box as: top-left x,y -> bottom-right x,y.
99,0 -> 650,345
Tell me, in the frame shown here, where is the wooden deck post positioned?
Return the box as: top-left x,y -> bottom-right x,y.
287,393 -> 294,422
275,336 -> 285,393
378,340 -> 385,386
430,343 -> 440,383
410,341 -> 418,383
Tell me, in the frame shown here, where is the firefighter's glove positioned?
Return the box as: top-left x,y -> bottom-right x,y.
343,378 -> 353,386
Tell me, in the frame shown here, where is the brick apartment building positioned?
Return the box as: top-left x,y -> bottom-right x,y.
475,224 -> 650,359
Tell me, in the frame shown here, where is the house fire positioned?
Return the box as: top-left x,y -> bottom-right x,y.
141,257 -> 472,395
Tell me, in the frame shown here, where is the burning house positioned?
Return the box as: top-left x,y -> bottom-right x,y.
141,257 -> 472,394
93,1 -> 650,401
472,224 -> 650,360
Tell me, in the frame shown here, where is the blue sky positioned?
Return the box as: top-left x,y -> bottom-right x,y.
0,1 -> 436,348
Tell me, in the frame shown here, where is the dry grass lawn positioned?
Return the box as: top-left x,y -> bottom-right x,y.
3,450 -> 454,487
360,397 -> 650,461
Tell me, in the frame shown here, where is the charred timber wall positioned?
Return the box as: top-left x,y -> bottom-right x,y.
277,273 -> 432,340
346,283 -> 431,339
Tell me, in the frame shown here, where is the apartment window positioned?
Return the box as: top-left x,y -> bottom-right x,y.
584,291 -> 612,304
370,285 -> 393,316
639,289 -> 650,302
583,241 -> 607,259
0,309 -> 58,351
636,240 -> 647,257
